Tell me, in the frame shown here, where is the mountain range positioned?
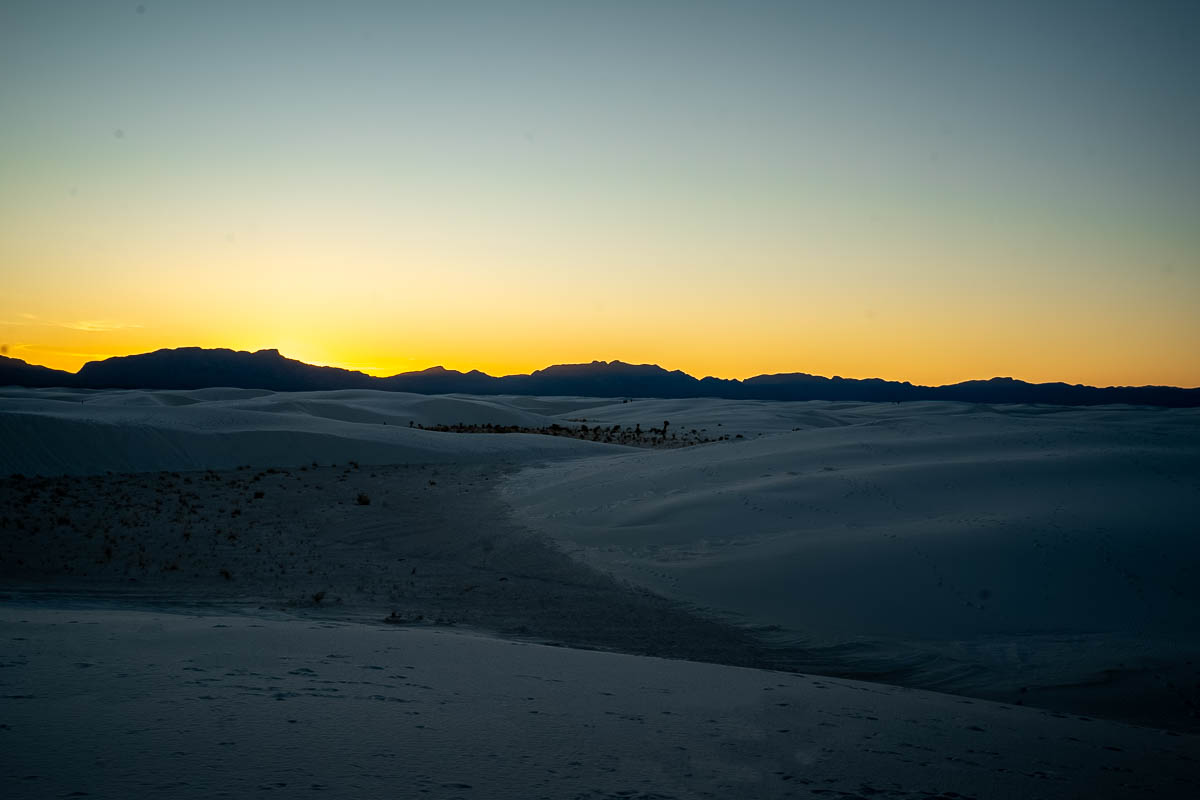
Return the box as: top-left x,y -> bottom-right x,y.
2,347 -> 1197,407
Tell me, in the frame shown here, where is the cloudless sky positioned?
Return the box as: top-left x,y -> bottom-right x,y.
2,0 -> 1198,385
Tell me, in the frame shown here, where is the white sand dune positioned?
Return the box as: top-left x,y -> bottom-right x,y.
505,401 -> 1200,638
2,606 -> 1194,800
2,388 -> 1199,794
503,400 -> 1200,723
0,388 -> 619,475
564,395 -> 873,436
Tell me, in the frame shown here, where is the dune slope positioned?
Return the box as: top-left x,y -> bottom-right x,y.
0,388 -> 619,475
504,400 -> 1200,728
2,606 -> 1195,800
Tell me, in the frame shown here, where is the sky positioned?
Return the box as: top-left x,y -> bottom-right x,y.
1,0 -> 1198,386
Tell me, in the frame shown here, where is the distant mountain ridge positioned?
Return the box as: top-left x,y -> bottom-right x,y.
2,348 -> 1197,407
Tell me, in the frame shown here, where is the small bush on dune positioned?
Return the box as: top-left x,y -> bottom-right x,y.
356,493 -> 370,505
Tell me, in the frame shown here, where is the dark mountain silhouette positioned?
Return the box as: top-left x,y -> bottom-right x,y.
378,366 -> 498,395
2,347 -> 1197,407
0,355 -> 75,388
74,347 -> 377,391
509,361 -> 703,398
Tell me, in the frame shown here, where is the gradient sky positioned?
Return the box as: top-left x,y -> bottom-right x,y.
2,0 -> 1198,386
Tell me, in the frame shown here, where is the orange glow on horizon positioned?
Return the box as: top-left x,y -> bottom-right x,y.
4,335 -> 1198,390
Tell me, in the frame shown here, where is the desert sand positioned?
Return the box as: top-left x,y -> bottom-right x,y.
504,397 -> 1200,730
2,387 -> 1197,798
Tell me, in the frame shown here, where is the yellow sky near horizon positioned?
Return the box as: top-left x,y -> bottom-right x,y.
2,157 -> 1196,387
3,285 -> 1197,388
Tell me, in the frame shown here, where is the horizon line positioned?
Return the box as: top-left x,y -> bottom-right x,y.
4,345 -> 1198,392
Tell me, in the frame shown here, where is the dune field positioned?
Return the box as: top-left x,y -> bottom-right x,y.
504,397 -> 1200,729
1,387 -> 1197,798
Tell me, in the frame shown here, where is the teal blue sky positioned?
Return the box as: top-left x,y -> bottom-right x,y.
2,1 -> 1198,385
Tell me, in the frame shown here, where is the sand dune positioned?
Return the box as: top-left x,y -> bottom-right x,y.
2,606 -> 1195,800
0,388 -> 619,475
2,388 -> 1198,795
504,399 -> 1200,638
504,399 -> 1200,727
0,463 -> 763,667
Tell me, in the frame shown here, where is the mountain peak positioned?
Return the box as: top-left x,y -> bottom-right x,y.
71,346 -> 373,391
2,347 -> 1196,406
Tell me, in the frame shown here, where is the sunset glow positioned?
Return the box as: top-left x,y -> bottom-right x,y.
2,1 -> 1197,387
